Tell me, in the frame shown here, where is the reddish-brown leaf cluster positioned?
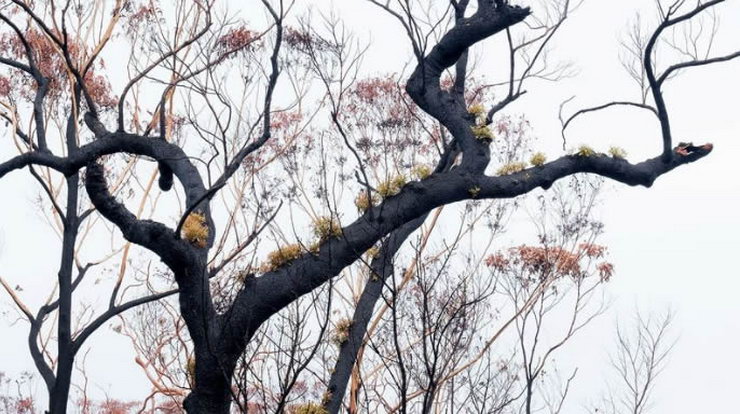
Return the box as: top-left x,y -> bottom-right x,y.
154,400 -> 184,413
579,242 -> 606,258
343,76 -> 432,162
485,252 -> 509,269
241,109 -> 309,170
485,243 -> 614,282
0,28 -> 117,109
353,77 -> 400,103
97,399 -> 138,414
597,262 -> 615,282
83,69 -> 118,109
0,371 -> 36,413
77,397 -> 141,414
513,245 -> 582,277
270,110 -> 304,131
13,397 -> 34,413
343,76 -> 417,130
1,29 -> 67,94
0,76 -> 10,97
128,5 -> 157,23
494,116 -> 530,139
216,26 -> 258,57
284,27 -> 330,52
122,3 -> 160,35
284,27 -> 310,47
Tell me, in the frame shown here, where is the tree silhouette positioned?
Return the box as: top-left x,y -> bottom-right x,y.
0,0 -> 736,413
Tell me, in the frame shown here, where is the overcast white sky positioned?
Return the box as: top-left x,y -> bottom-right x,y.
1,0 -> 739,412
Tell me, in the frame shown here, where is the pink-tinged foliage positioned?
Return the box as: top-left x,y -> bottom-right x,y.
284,27 -> 312,49
242,109 -> 308,170
0,371 -> 37,414
126,5 -> 158,27
14,398 -> 35,414
0,29 -> 62,95
597,262 -> 615,282
579,243 -> 606,258
216,27 -> 258,57
0,76 -> 10,97
341,76 -> 433,164
352,77 -> 400,103
0,28 -> 117,109
340,74 -> 500,169
96,399 -> 138,414
155,400 -> 185,413
485,252 -> 509,269
270,111 -> 304,131
486,243 -> 613,282
77,397 -> 140,414
513,245 -> 582,277
83,70 -> 118,109
284,27 -> 330,52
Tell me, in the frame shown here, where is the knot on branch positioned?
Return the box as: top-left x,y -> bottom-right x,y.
158,161 -> 174,191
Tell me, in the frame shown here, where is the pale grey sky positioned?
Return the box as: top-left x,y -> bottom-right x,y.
1,0 -> 738,412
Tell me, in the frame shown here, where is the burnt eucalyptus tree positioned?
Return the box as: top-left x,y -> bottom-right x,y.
1,0 -> 737,413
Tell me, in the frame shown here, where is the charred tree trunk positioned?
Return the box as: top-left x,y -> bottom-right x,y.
47,175 -> 80,414
182,349 -> 237,414
177,263 -> 241,414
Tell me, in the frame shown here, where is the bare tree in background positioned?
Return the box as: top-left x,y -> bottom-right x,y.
0,371 -> 35,413
0,0 -> 736,412
590,310 -> 676,414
